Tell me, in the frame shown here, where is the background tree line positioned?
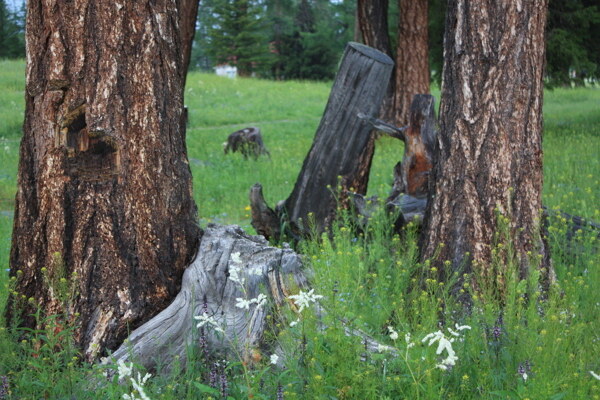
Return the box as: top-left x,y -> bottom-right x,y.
1,0 -> 598,86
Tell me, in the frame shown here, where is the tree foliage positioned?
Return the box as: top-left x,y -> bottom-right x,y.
0,0 -> 25,59
546,0 -> 600,86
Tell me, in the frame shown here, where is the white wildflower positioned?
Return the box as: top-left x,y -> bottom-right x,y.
522,372 -> 528,381
117,360 -> 133,379
422,327 -> 466,371
236,293 -> 268,310
194,312 -> 224,333
230,252 -> 242,265
254,293 -> 268,309
454,324 -> 471,331
270,354 -> 279,365
590,371 -> 600,381
235,297 -> 253,310
130,376 -> 151,400
290,319 -> 299,327
388,326 -> 399,341
405,332 -> 415,348
229,264 -> 245,286
288,289 -> 323,312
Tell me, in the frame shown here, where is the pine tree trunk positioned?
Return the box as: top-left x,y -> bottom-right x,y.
393,0 -> 430,126
8,0 -> 201,361
180,0 -> 200,88
420,1 -> 550,286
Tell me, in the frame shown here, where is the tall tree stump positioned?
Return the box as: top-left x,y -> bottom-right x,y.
252,42 -> 394,240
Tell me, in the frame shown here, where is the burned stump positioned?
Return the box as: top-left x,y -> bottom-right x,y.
224,127 -> 270,160
251,42 -> 394,241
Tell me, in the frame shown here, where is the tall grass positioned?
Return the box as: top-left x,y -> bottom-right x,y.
0,59 -> 599,399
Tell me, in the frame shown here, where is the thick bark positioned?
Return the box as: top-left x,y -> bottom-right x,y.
9,0 -> 201,360
393,0 -> 430,126
179,0 -> 200,88
356,0 -> 394,179
283,42 -> 393,235
357,0 -> 392,55
420,1 -> 550,284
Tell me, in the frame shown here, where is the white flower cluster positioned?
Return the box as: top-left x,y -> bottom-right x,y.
229,252 -> 245,286
288,289 -> 323,313
388,326 -> 399,341
235,293 -> 268,310
287,289 -> 323,327
194,312 -> 225,334
422,324 -> 471,371
117,360 -> 152,400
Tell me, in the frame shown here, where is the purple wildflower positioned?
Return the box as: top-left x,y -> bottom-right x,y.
277,382 -> 284,400
0,376 -> 8,399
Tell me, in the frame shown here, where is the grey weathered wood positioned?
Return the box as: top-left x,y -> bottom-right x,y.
108,224 -> 397,372
252,42 -> 394,241
109,224 -> 308,371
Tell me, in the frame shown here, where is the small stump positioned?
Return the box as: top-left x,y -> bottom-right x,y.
224,127 -> 270,160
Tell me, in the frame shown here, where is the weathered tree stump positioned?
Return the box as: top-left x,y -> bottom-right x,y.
109,224 -> 308,371
224,127 -> 270,160
251,42 -> 394,241
107,224 -> 395,372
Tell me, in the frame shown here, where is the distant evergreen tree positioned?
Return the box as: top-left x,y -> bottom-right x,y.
204,0 -> 271,77
546,0 -> 600,86
0,0 -> 25,58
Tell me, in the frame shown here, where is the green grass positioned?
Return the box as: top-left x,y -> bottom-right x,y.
0,59 -> 599,399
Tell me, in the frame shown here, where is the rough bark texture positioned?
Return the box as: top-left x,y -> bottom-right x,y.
109,224 -> 309,372
357,0 -> 392,55
356,0 -> 393,181
284,42 -> 393,234
420,1 -> 550,283
9,0 -> 201,361
179,0 -> 200,88
393,0 -> 430,126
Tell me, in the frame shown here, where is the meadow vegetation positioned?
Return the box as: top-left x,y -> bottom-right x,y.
0,59 -> 599,399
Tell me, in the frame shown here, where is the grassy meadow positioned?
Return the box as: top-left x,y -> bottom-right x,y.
0,58 -> 599,399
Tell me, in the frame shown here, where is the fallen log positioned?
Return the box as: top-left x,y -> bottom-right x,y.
251,42 -> 394,241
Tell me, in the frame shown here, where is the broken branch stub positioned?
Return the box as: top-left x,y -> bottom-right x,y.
109,224 -> 309,372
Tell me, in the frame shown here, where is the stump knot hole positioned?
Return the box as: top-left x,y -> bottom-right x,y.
58,104 -> 120,181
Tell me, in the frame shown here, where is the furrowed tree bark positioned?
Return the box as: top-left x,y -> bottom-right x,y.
179,0 -> 200,88
9,0 -> 201,361
284,42 -> 393,235
393,0 -> 430,126
420,1 -> 551,286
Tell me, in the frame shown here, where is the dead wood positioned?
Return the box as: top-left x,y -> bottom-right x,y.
107,224 -> 396,372
224,127 -> 270,160
250,42 -> 394,241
